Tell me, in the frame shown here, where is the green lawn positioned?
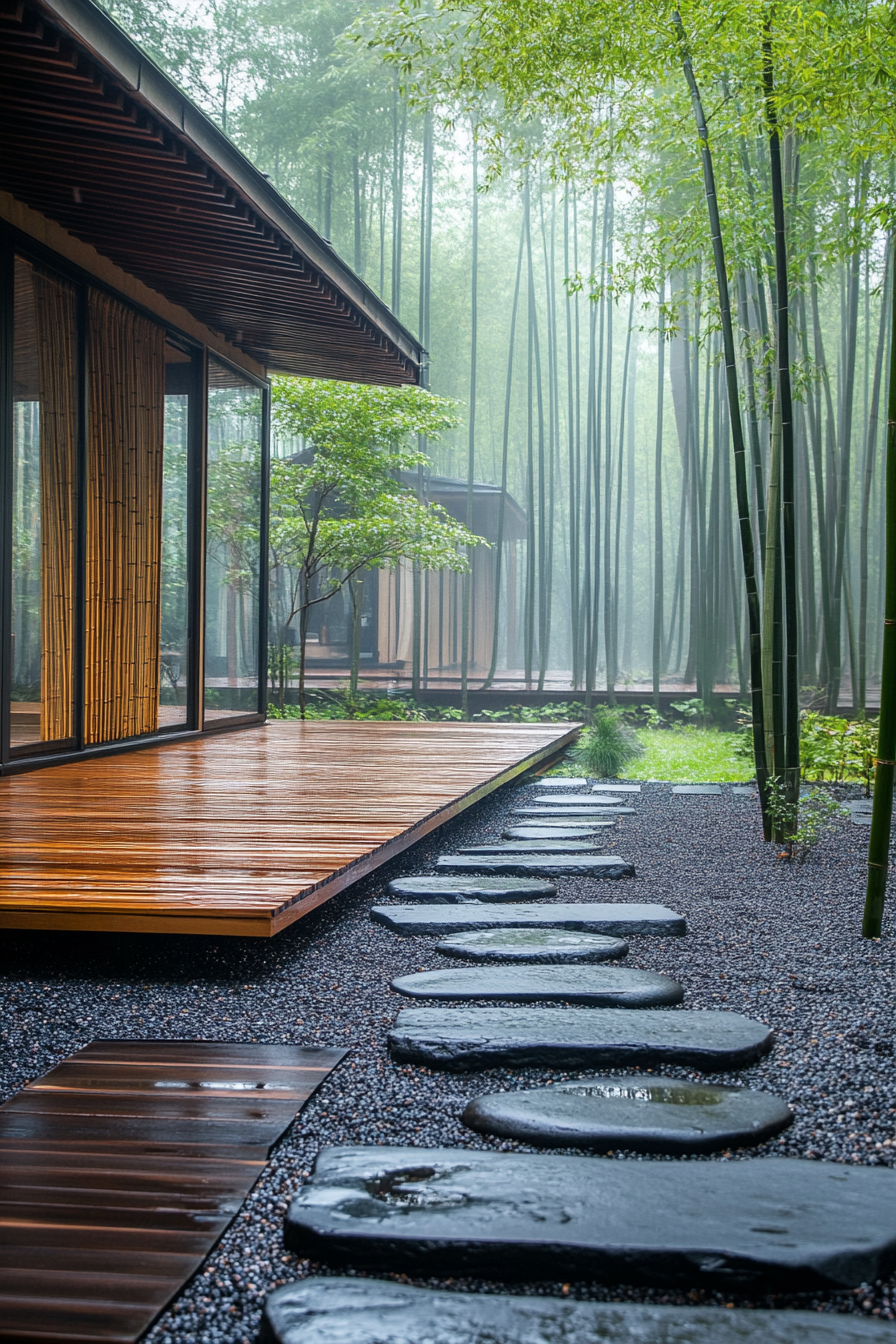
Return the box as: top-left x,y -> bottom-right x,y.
621,728 -> 752,783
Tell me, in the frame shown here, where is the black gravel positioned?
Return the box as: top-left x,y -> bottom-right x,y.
2,776 -> 896,1339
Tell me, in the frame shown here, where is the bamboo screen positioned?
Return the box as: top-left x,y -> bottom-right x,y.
85,290 -> 165,744
34,267 -> 78,742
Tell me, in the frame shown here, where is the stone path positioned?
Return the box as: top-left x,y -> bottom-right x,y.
671,785 -> 722,795
390,966 -> 684,1007
263,1278 -> 894,1344
435,928 -> 630,963
530,777 -> 589,787
512,805 -> 636,816
436,854 -> 635,878
592,783 -> 642,793
534,794 -> 626,805
462,1074 -> 793,1153
284,1147 -> 896,1289
371,902 -> 687,936
457,841 -> 601,854
387,1006 -> 773,1069
387,876 -> 556,902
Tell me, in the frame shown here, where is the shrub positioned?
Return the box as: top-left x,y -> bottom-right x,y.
800,712 -> 878,793
764,778 -> 847,863
573,707 -> 645,778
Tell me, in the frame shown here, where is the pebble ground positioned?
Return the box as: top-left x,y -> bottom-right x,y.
2,775 -> 895,1340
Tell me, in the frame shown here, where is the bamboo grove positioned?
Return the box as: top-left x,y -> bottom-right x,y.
106,0 -> 896,914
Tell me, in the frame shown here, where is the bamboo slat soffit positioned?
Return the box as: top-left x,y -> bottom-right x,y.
0,0 -> 421,384
0,721 -> 576,936
0,1039 -> 345,1343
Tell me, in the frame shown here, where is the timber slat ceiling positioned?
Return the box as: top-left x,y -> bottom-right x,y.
0,1040 -> 345,1343
0,721 -> 577,936
0,0 -> 421,384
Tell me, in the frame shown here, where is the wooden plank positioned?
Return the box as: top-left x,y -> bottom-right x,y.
0,721 -> 576,936
0,1041 -> 345,1344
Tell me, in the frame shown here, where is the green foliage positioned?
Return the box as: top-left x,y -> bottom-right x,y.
573,707 -> 645,778
476,701 -> 588,724
799,713 -> 879,793
621,728 -> 748,782
763,778 -> 847,863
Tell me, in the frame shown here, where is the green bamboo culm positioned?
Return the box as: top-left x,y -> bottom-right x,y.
862,248 -> 896,938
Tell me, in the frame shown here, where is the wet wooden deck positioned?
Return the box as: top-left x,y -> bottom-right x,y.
0,1039 -> 344,1342
0,721 -> 576,937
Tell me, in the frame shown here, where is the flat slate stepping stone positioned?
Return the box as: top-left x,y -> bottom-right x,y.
457,841 -> 600,854
503,825 -> 614,839
436,855 -> 635,878
263,1276 -> 896,1344
283,1147 -> 896,1289
391,966 -> 683,1006
463,1074 -> 792,1153
388,1006 -> 771,1070
371,902 -> 687,937
592,783 -> 641,792
513,806 -> 636,816
534,794 -> 625,805
672,785 -> 722,795
387,876 -> 556,903
435,929 -> 629,964
529,777 -> 588,787
732,786 -> 758,797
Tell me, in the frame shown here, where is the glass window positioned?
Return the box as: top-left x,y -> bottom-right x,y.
10,257 -> 78,750
159,342 -> 192,728
205,359 -> 263,720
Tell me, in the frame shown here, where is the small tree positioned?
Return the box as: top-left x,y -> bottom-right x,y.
270,377 -> 484,717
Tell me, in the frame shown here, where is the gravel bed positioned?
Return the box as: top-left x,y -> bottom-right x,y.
2,775 -> 896,1339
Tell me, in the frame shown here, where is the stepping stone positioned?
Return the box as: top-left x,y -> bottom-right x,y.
847,799 -> 873,813
503,825 -> 614,840
387,1006 -> 771,1070
671,785 -> 722,795
436,855 -> 635,878
435,929 -> 629,964
528,777 -> 589,787
534,794 -> 625,806
371,902 -> 687,937
391,966 -> 683,1007
732,786 -> 758,797
513,806 -> 636,817
457,841 -> 600,854
592,783 -> 641,793
463,1074 -> 793,1153
264,1276 -> 896,1344
284,1148 -> 896,1289
387,876 -> 556,903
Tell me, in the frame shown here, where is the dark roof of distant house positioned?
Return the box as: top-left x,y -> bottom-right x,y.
0,0 -> 422,385
401,474 -> 528,542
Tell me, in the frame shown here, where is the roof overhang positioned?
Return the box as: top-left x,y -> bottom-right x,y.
0,0 -> 422,385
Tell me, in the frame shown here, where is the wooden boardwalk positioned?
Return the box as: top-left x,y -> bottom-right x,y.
0,1039 -> 344,1343
0,721 -> 576,937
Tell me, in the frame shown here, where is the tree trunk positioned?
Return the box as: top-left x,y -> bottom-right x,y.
859,239 -> 891,713
862,250 -> 896,937
675,11 -> 769,819
461,135 -> 479,717
653,277 -> 666,709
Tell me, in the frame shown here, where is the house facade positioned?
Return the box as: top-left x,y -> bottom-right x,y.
0,0 -> 421,772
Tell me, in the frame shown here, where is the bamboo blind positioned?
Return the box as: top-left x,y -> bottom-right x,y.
85,291 -> 165,744
33,266 -> 78,743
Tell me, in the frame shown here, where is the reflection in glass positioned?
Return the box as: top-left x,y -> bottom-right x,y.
159,345 -> 192,727
11,257 -> 77,749
205,359 -> 263,719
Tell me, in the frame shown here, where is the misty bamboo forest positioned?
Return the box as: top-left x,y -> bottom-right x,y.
4,0 -> 896,1337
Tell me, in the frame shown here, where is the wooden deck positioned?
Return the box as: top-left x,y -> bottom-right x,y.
0,1039 -> 344,1343
0,721 -> 576,937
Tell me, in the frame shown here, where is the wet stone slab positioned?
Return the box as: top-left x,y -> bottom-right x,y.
528,777 -> 589,788
592,783 -> 642,793
262,1277 -> 894,1344
672,785 -> 723,795
534,794 -> 626,806
513,806 -> 636,817
436,854 -> 635,879
457,841 -> 600,854
371,902 -> 687,937
387,1006 -> 771,1071
387,876 -> 556,903
462,1074 -> 793,1153
502,825 -> 614,840
435,928 -> 630,964
390,966 -> 683,1007
283,1148 -> 896,1290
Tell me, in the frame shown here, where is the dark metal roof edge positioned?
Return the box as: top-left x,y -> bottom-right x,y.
32,0 -> 424,375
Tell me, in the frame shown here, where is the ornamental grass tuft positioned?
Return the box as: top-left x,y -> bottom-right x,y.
574,707 -> 645,778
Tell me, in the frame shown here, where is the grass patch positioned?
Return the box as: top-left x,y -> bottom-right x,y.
621,728 -> 751,783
